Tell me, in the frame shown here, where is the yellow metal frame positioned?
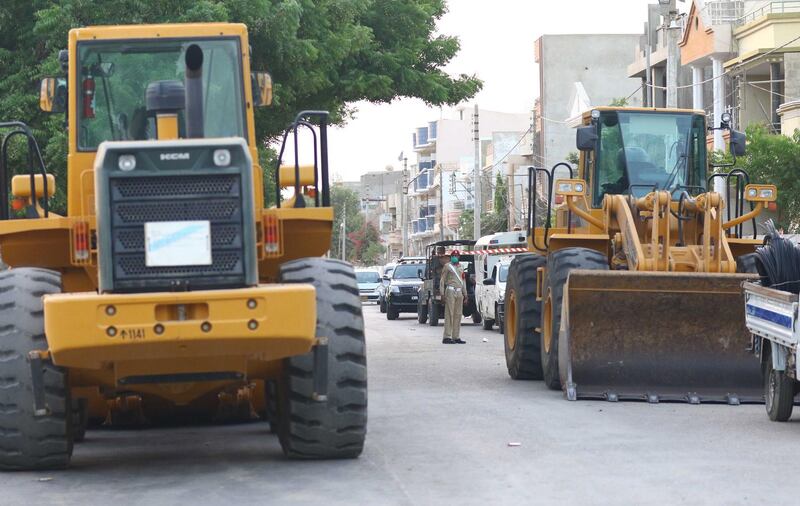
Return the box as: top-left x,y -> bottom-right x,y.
44,284 -> 316,370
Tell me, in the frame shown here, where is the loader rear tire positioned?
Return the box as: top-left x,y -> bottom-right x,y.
504,254 -> 547,380
0,268 -> 73,470
541,248 -> 608,391
278,258 -> 367,459
765,347 -> 794,422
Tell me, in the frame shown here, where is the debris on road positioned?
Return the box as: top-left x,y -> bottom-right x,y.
507,442 -> 521,447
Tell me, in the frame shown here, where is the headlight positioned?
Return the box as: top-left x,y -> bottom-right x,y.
390,285 -> 400,294
748,188 -> 757,198
759,188 -> 774,199
213,149 -> 231,167
118,154 -> 136,171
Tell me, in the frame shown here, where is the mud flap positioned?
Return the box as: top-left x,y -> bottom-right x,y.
557,270 -> 762,404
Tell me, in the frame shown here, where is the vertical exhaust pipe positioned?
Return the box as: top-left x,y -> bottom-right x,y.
184,44 -> 204,138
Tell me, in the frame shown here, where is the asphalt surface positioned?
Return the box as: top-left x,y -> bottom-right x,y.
2,303 -> 799,505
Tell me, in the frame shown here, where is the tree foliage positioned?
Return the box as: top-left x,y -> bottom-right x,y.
0,0 -> 482,212
458,207 -> 507,240
732,125 -> 800,231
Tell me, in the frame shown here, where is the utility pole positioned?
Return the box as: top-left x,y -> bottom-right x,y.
400,157 -> 408,257
472,104 -> 481,240
341,201 -> 346,261
661,0 -> 680,108
439,164 -> 445,241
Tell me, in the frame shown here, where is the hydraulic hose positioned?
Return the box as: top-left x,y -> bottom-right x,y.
755,220 -> 800,294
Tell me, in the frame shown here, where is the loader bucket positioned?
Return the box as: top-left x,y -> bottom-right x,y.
558,270 -> 762,404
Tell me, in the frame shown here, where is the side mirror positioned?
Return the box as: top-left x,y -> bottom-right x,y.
39,77 -> 67,113
251,72 -> 273,107
418,270 -> 424,279
382,275 -> 389,281
729,130 -> 746,157
482,278 -> 495,286
576,125 -> 598,151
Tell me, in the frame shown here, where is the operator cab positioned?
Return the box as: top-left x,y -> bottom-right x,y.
576,108 -> 746,208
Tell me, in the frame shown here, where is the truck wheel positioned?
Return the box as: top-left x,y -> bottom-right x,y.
765,347 -> 794,422
278,258 -> 367,459
417,297 -> 428,324
504,254 -> 547,380
0,268 -> 73,470
471,310 -> 482,324
387,303 -> 399,320
428,298 -> 439,327
541,248 -> 608,390
497,303 -> 504,334
481,315 -> 494,330
379,297 -> 387,314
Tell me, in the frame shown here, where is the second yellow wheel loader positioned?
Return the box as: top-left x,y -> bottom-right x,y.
0,23 -> 366,470
504,107 -> 776,403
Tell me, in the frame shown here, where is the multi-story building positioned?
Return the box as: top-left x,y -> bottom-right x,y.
405,108 -> 530,255
535,34 -> 644,172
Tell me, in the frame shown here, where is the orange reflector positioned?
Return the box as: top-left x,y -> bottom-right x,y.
73,221 -> 90,262
11,198 -> 26,211
263,214 -> 280,255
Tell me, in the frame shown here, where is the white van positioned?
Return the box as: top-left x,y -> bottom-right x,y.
473,231 -> 527,331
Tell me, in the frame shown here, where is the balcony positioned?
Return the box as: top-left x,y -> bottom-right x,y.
736,1 -> 800,25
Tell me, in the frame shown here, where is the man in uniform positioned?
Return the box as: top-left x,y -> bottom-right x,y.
440,249 -> 467,344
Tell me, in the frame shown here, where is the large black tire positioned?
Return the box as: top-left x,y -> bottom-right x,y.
764,346 -> 794,422
504,254 -> 547,380
386,303 -> 399,320
417,295 -> 428,324
0,268 -> 73,470
541,248 -> 608,390
379,296 -> 387,314
428,297 -> 439,327
277,258 -> 367,459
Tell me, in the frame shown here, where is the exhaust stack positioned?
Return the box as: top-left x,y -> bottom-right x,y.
184,44 -> 204,138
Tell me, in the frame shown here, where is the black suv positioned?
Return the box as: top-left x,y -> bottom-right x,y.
385,260 -> 425,320
417,240 -> 480,326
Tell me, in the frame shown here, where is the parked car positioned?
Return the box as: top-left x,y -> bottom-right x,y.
385,260 -> 425,320
417,240 -> 479,326
355,269 -> 381,304
473,232 -> 528,331
377,263 -> 396,313
477,258 -> 512,332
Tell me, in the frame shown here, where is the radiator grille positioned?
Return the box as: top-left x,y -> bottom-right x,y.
107,173 -> 248,292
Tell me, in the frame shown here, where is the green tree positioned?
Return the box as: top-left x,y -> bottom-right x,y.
493,172 -> 507,215
347,222 -> 384,265
609,97 -> 629,107
331,185 -> 363,259
1,0 -> 482,212
732,125 -> 800,231
457,207 -> 506,240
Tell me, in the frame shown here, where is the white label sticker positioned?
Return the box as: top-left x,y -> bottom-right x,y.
144,221 -> 212,267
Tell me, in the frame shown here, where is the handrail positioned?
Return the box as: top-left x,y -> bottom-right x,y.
273,111 -> 330,209
0,121 -> 50,219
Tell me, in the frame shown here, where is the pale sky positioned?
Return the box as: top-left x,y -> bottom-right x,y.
325,0 -> 669,182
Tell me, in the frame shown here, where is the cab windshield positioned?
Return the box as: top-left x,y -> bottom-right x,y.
77,38 -> 246,150
393,264 -> 422,279
593,111 -> 707,206
356,272 -> 380,284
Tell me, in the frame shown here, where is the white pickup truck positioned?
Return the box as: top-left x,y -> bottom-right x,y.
473,231 -> 527,332
744,280 -> 800,421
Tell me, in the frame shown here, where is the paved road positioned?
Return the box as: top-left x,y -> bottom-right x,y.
2,304 -> 799,505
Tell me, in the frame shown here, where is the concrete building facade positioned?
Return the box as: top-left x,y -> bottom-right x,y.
535,34 -> 644,172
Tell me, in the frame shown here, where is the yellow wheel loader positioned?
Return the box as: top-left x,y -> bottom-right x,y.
0,23 -> 367,470
504,107 -> 777,404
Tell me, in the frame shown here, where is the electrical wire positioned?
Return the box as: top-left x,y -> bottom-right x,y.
642,32 -> 800,91
755,220 -> 800,294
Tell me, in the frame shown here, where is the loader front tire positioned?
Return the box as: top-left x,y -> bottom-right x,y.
0,268 -> 73,470
541,248 -> 608,391
278,258 -> 367,459
504,254 -> 547,380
